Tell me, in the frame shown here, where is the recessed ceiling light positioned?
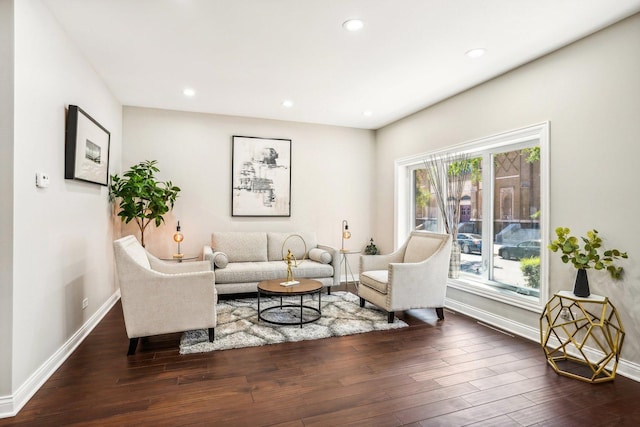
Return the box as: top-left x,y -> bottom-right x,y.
362,110 -> 373,117
282,100 -> 293,108
183,88 -> 196,97
465,48 -> 486,59
343,19 -> 364,32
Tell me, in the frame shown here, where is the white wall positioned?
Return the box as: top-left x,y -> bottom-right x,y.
3,0 -> 122,413
0,0 -> 15,397
375,14 -> 640,369
122,107 -> 375,258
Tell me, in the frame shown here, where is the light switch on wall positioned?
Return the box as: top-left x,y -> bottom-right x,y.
35,172 -> 50,188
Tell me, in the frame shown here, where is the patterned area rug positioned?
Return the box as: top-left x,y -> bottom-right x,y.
180,291 -> 408,354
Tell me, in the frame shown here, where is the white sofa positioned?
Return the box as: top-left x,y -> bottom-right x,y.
203,231 -> 340,295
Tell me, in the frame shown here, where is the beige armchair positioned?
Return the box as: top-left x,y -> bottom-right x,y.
358,231 -> 452,322
113,235 -> 217,355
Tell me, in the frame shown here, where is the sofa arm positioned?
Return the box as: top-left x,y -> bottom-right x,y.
203,245 -> 215,269
317,244 -> 340,287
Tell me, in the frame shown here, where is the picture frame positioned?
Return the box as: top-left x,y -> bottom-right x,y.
65,105 -> 111,186
232,135 -> 291,217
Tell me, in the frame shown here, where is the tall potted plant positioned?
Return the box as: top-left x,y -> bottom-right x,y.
109,160 -> 180,247
548,227 -> 627,297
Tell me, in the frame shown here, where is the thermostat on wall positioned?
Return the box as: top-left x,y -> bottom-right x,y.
35,172 -> 50,188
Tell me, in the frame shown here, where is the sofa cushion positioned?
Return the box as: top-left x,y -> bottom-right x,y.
212,232 -> 267,262
214,260 -> 333,284
360,270 -> 389,294
267,232 -> 318,261
308,248 -> 332,264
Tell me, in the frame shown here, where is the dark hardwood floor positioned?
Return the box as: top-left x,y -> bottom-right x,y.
3,284 -> 640,426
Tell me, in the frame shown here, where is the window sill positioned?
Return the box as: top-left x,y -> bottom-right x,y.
447,276 -> 544,314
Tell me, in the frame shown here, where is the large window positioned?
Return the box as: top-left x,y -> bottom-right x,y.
398,123 -> 549,310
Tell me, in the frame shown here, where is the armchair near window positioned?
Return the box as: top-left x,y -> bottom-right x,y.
113,235 -> 217,355
358,231 -> 452,323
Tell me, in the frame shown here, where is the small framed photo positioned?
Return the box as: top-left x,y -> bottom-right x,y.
65,105 -> 110,186
232,135 -> 291,217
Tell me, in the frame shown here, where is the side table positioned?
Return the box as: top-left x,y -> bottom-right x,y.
340,250 -> 360,291
160,254 -> 199,263
539,290 -> 625,383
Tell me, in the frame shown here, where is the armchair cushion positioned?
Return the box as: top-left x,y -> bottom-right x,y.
360,270 -> 388,294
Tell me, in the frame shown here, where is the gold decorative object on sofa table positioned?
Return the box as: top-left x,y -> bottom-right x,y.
540,291 -> 625,383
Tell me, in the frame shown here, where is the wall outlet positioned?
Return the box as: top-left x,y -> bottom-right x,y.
82,298 -> 89,310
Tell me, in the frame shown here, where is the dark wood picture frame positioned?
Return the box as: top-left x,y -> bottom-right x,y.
65,105 -> 111,186
231,135 -> 291,217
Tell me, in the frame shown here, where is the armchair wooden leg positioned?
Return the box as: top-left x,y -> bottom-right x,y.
208,328 -> 215,342
359,297 -> 365,308
388,311 -> 395,323
327,287 -> 331,295
127,338 -> 139,355
436,307 -> 445,320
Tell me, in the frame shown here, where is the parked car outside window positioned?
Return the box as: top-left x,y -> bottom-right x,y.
498,240 -> 541,260
457,233 -> 482,254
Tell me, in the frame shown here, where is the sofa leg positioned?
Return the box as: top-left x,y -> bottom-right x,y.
388,311 -> 395,323
208,328 -> 215,342
436,307 -> 445,320
359,297 -> 365,308
327,287 -> 331,295
127,338 -> 139,356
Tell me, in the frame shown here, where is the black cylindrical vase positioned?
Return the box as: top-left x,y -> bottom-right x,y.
573,269 -> 590,297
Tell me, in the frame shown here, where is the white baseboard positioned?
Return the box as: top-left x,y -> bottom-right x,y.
0,290 -> 121,419
445,297 -> 640,383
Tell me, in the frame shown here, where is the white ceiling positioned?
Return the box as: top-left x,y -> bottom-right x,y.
42,0 -> 640,130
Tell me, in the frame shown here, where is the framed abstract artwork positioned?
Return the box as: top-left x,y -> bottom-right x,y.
231,135 -> 291,217
65,105 -> 111,186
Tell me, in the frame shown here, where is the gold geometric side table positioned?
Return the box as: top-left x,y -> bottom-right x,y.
540,290 -> 625,383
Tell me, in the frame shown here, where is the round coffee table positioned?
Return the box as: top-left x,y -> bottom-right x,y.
257,278 -> 322,328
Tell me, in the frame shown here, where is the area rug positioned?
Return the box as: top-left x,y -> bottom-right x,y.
180,291 -> 408,354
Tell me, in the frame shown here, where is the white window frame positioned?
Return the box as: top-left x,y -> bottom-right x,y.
394,122 -> 550,312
